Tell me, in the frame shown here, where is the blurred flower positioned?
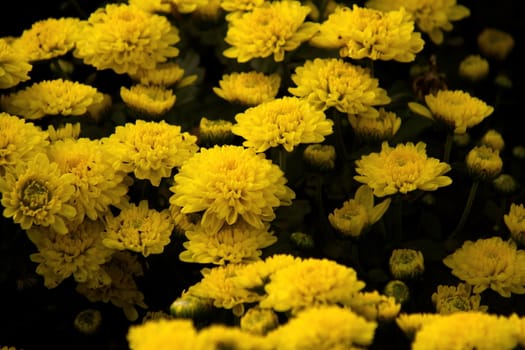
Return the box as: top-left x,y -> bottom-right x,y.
289,58 -> 390,116
431,283 -> 488,314
410,312 -> 521,350
27,219 -> 114,288
180,220 -> 276,265
443,236 -> 525,297
213,71 -> 281,106
240,307 -> 279,335
46,123 -> 81,142
74,309 -> 102,335
192,0 -> 222,21
389,248 -> 425,280
232,96 -> 333,152
76,252 -> 148,321
87,93 -> 113,122
408,90 -> 494,134
195,324 -> 270,350
1,79 -> 105,120
452,132 -> 471,147
395,313 -> 440,338
494,73 -> 513,89
504,203 -> 525,246
48,138 -> 131,222
170,292 -> 213,319
130,62 -> 196,87
102,200 -> 174,257
0,153 -> 76,234
220,0 -> 264,15
289,232 -> 315,250
267,305 -> 377,350
170,145 -> 295,233
513,145 -> 525,159
304,0 -> 338,21
465,145 -> 503,181
127,318 -> 197,350
328,184 -> 391,238
347,291 -> 401,322
493,174 -> 519,195
105,120 -> 198,187
0,113 -> 49,175
259,257 -> 365,312
477,27 -> 515,60
310,5 -> 424,62
366,0 -> 470,45
354,141 -> 452,197
11,17 -> 83,61
458,54 -> 489,82
223,0 -> 319,62
129,0 -> 209,14
480,129 -> 504,151
74,3 -> 180,75
120,84 -> 176,117
198,118 -> 234,146
0,38 -> 31,89
303,144 -> 336,170
383,280 -> 410,305
348,108 -> 402,143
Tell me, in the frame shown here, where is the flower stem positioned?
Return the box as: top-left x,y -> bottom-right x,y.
449,180 -> 480,240
332,110 -> 349,162
443,132 -> 453,163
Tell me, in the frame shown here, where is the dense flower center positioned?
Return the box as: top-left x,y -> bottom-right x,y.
21,179 -> 50,210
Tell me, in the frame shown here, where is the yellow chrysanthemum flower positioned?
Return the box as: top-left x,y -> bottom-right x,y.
76,252 -> 147,321
46,123 -> 81,142
192,0 -> 222,21
223,0 -> 319,62
170,145 -> 295,233
102,200 -> 174,257
127,318 -> 198,350
480,129 -> 505,151
1,79 -> 104,120
195,324 -> 270,350
411,312 -> 521,350
267,306 -> 377,350
0,39 -> 32,89
231,254 -> 301,290
409,89 -> 494,134
105,120 -> 198,187
180,220 -> 277,265
0,153 -> 77,234
443,236 -> 525,297
458,54 -> 490,82
27,219 -> 115,288
260,258 -> 365,312
395,312 -> 440,338
389,248 -> 425,280
213,71 -> 281,106
465,145 -> 503,181
289,58 -> 390,116
303,144 -> 336,170
505,203 -> 525,246
354,141 -> 452,197
328,185 -> 391,238
129,62 -> 196,87
198,117 -> 234,146
232,96 -> 334,153
477,27 -> 515,60
310,5 -> 424,62
431,283 -> 488,314
120,84 -> 176,117
11,17 -> 83,61
220,0 -> 265,14
73,3 -> 180,75
0,113 -> 49,175
348,108 -> 402,143
366,0 -> 470,45
48,138 -> 131,222
347,291 -> 401,322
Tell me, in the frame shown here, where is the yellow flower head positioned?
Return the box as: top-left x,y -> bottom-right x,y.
105,120 -> 198,187
127,318 -> 197,350
477,27 -> 515,60
102,200 -> 174,257
213,71 -> 281,106
170,145 -> 295,233
11,17 -> 82,61
383,280 -> 410,305
73,3 -> 180,75
395,312 -> 441,338
389,248 -> 425,280
504,203 -> 525,246
198,118 -> 234,146
130,62 -> 196,87
46,123 -> 81,142
465,145 -> 503,181
431,283 -> 488,314
48,138 -> 131,222
480,129 -> 504,151
192,0 -> 222,21
366,0 -> 470,45
347,290 -> 401,322
195,324 -> 270,349
443,236 -> 525,297
27,219 -> 114,288
0,113 -> 49,175
458,54 -> 490,82
328,185 -> 391,238
259,258 -> 365,312
303,144 -> 336,170
232,96 -> 334,152
267,305 -> 377,350
240,306 -> 279,335
289,58 -> 391,116
1,79 -> 104,120
223,0 -> 319,62
180,220 -> 277,265
411,312 -> 520,350
354,141 -> 452,197
220,0 -> 265,14
0,38 -> 32,89
310,5 -> 424,62
231,254 -> 301,290
120,84 -> 176,117
348,108 -> 402,143
0,153 -> 77,234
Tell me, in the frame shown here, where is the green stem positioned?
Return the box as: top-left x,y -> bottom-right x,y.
449,180 -> 480,240
332,110 -> 349,162
278,147 -> 287,173
391,195 -> 403,245
443,132 -> 453,164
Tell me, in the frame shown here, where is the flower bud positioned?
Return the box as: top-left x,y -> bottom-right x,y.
290,232 -> 315,250
348,108 -> 401,144
170,293 -> 213,319
303,144 -> 336,170
458,54 -> 489,82
383,280 -> 410,305
492,174 -> 518,194
389,248 -> 424,280
198,117 -> 234,146
240,307 -> 279,335
480,129 -> 504,151
74,309 -> 102,335
504,203 -> 525,247
465,145 -> 503,181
